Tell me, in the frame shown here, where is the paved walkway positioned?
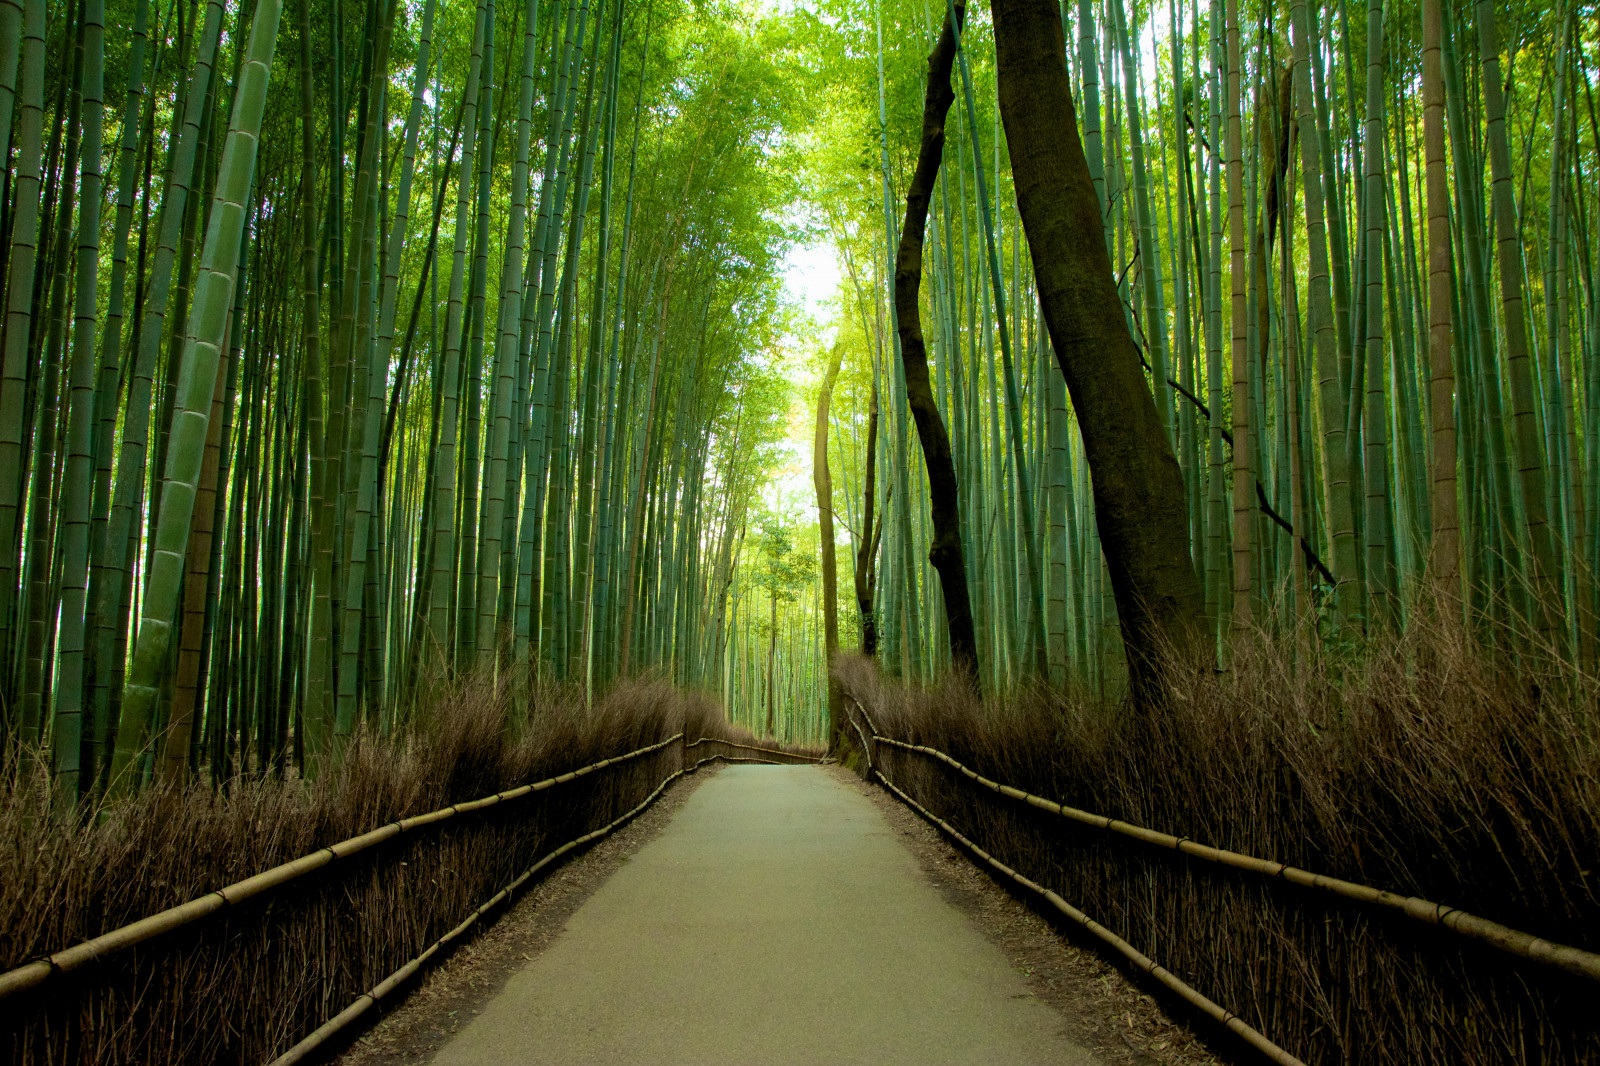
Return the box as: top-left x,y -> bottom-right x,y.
429,765 -> 1097,1065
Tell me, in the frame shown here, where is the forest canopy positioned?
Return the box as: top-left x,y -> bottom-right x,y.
0,0 -> 1597,794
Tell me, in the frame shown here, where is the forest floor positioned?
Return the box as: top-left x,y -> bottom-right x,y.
333,764 -> 1228,1066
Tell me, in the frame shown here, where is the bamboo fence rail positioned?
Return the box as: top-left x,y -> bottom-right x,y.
842,692 -> 1600,1062
857,712 -> 1600,983
5,727 -> 819,1064
267,743 -> 808,1066
868,730 -> 1600,982
871,770 -> 1307,1066
0,732 -> 685,1000
683,736 -> 824,764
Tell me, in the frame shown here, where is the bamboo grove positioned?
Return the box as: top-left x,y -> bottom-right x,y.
0,0 -> 820,800
802,0 -> 1600,696
4,0 -> 1598,800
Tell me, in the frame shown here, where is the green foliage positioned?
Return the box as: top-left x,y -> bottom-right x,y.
751,510 -> 816,612
8,0 -> 1600,792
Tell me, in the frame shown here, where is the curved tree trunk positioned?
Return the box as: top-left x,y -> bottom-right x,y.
988,0 -> 1204,703
894,0 -> 978,685
853,381 -> 880,657
814,344 -> 843,749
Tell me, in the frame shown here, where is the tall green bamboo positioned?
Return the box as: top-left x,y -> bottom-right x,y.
1477,0 -> 1556,627
112,0 -> 285,793
1290,0 -> 1359,632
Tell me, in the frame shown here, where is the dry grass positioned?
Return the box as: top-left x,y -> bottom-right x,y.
837,615 -> 1600,1066
0,673 -> 778,1066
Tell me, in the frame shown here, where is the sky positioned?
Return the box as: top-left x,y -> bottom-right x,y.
759,232 -> 846,524
781,239 -> 843,337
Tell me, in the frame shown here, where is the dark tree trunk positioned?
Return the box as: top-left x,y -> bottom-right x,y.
814,344 -> 843,751
853,381 -> 880,657
989,0 -> 1205,702
894,2 -> 979,685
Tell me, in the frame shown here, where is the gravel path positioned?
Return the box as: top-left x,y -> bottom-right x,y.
425,764 -> 1101,1066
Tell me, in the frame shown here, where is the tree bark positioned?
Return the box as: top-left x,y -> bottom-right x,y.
894,1 -> 978,685
989,0 -> 1204,701
813,344 -> 843,750
853,381 -> 880,657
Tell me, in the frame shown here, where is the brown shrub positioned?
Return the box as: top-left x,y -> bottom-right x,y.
0,673 -> 785,1066
836,614 -> 1600,1065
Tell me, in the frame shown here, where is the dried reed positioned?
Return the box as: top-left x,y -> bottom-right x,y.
837,613 -> 1600,1066
0,674 -> 786,1066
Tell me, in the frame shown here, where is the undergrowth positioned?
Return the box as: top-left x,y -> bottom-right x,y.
838,614 -> 1600,1066
0,673 -> 781,1066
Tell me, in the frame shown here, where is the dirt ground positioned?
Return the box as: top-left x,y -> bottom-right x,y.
329,760 -> 1233,1066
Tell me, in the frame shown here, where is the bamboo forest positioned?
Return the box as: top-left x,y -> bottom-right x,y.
1,0 -> 1597,1063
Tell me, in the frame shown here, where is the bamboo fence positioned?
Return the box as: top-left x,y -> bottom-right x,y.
266,738 -> 819,1066
843,692 -> 1600,1064
1,730 -> 817,1065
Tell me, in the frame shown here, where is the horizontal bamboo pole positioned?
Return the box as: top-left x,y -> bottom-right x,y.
872,768 -> 1309,1066
265,750 -> 788,1066
867,725 -> 1600,983
691,755 -> 800,767
683,737 -> 823,762
0,733 -> 686,1000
